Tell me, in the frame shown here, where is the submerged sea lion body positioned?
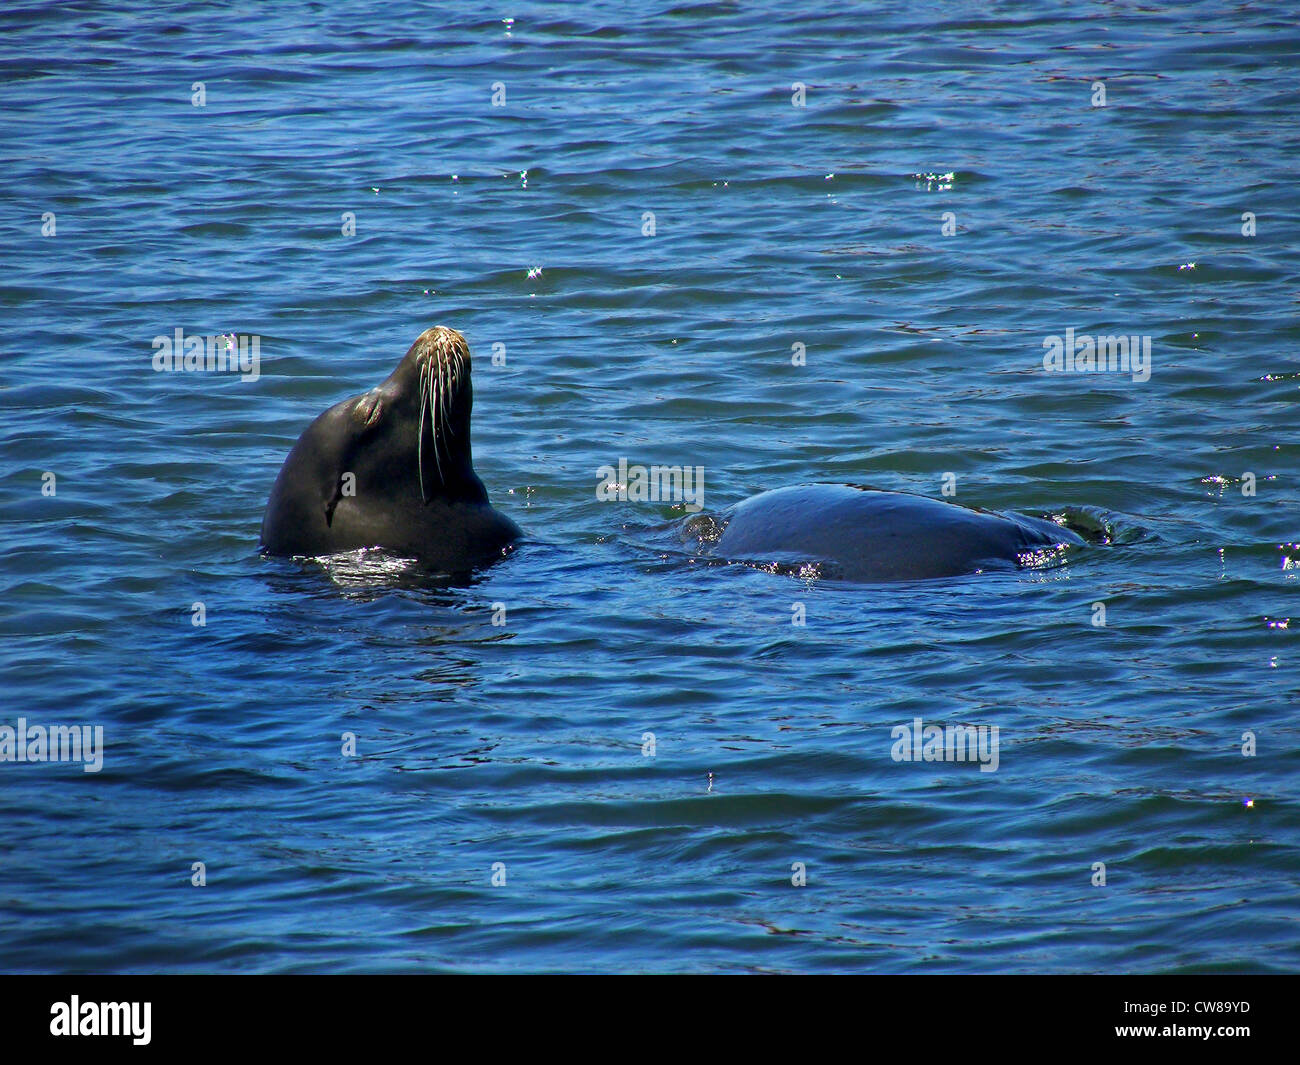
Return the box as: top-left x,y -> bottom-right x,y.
703,483 -> 1084,581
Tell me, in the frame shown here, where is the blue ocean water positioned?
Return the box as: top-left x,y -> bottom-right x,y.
1,0 -> 1297,973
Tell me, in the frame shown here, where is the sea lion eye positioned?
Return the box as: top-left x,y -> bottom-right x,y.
352,390 -> 384,429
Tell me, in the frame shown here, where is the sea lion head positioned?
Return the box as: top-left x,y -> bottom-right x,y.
261,324 -> 521,562
345,325 -> 484,506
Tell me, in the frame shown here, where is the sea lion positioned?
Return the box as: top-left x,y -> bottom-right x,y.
689,483 -> 1085,581
260,325 -> 520,570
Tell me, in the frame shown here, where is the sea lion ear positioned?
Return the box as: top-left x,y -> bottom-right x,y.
324,477 -> 344,527
322,392 -> 384,527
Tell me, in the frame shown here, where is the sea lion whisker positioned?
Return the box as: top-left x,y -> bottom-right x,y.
444,352 -> 459,437
430,352 -> 445,485
417,358 -> 430,504
442,357 -> 453,461
440,355 -> 454,439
